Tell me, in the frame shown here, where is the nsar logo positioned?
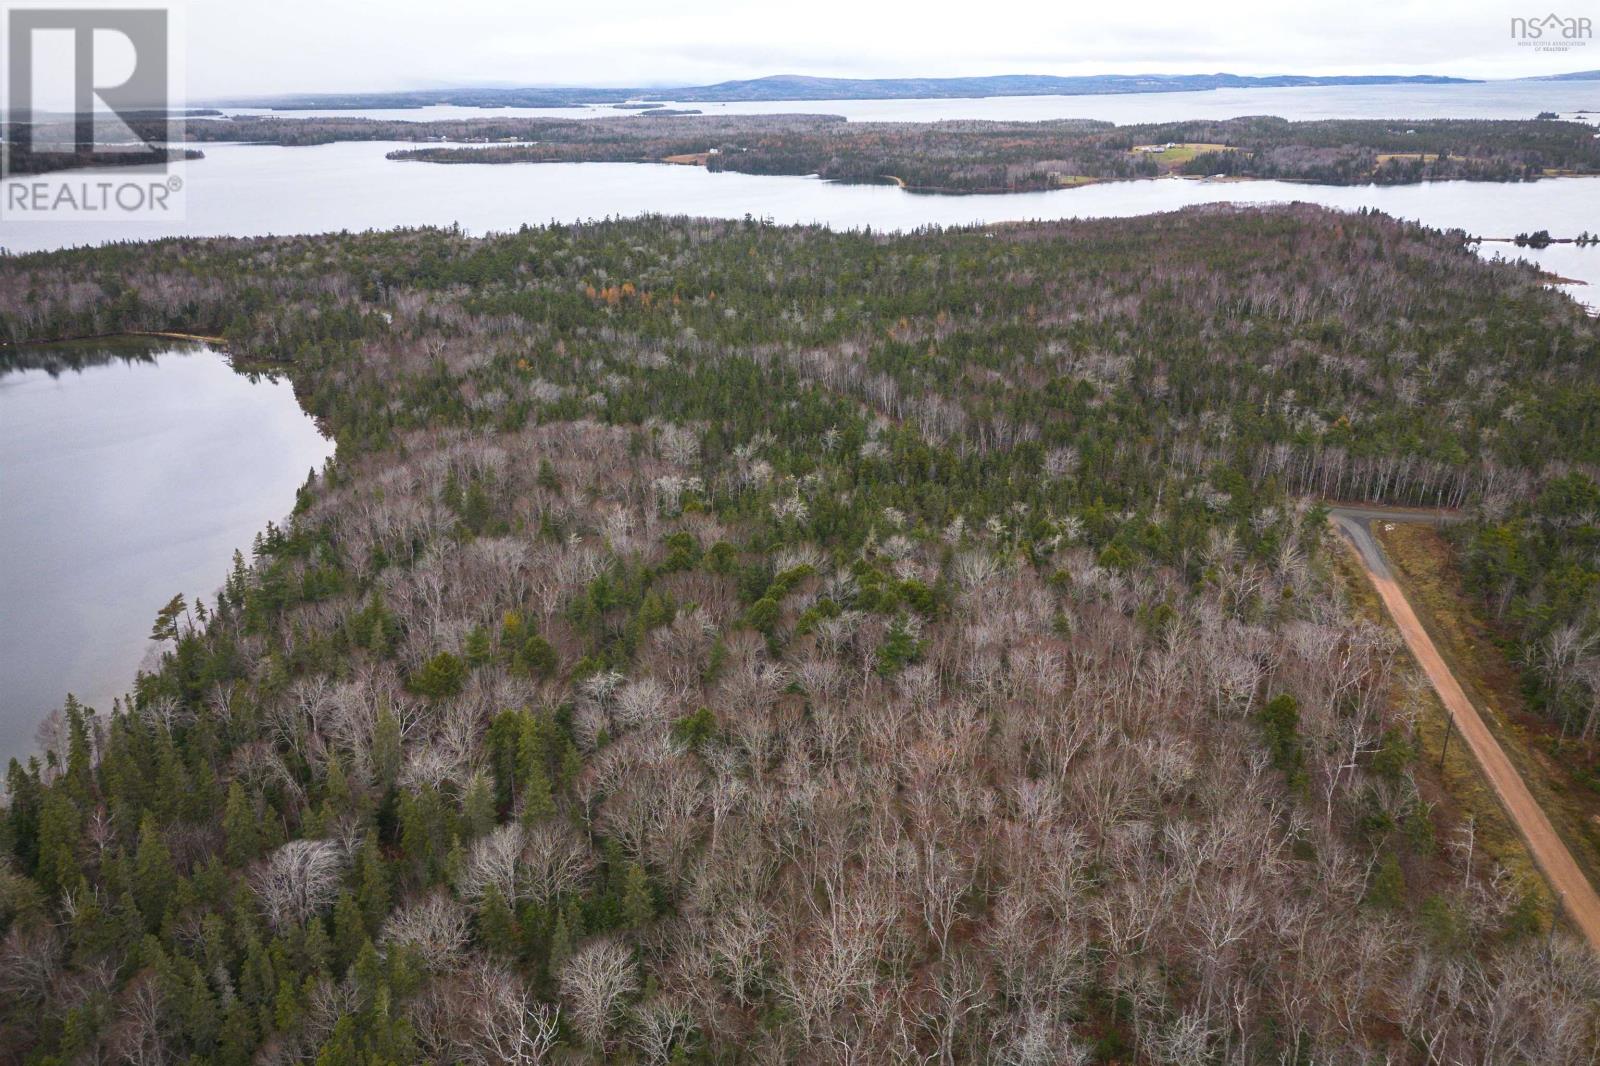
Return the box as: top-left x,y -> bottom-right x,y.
1510,12 -> 1593,51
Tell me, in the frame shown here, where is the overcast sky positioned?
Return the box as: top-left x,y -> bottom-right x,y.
181,0 -> 1593,98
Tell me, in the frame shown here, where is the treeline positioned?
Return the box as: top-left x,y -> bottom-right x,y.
374,114 -> 1600,192
1460,472 -> 1600,742
1,208 -> 1598,1063
181,113 -> 839,149
0,342 -> 162,377
2,114 -> 205,175
1165,116 -> 1600,183
3,146 -> 203,177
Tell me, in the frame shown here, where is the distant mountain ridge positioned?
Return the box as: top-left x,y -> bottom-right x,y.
636,72 -> 1477,101
1530,69 -> 1600,80
220,71 -> 1489,111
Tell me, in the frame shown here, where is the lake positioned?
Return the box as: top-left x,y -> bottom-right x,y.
4,141 -> 1597,307
0,341 -> 335,764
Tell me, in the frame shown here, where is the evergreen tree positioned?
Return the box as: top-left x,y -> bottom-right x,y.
149,593 -> 188,644
302,915 -> 333,976
355,834 -> 390,934
548,902 -> 578,974
520,759 -> 556,826
34,787 -> 80,900
462,773 -> 496,839
222,780 -> 263,867
62,696 -> 95,805
323,752 -> 352,814
133,812 -> 176,928
332,894 -> 369,975
4,758 -> 43,870
464,623 -> 493,666
372,705 -> 401,793
621,861 -> 654,928
478,882 -> 518,957
274,975 -> 303,1034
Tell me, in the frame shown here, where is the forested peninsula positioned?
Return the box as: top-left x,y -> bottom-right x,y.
360,114 -> 1600,191
1,206 -> 1599,1063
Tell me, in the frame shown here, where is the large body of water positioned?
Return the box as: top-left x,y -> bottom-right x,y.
220,79 -> 1600,124
0,343 -> 334,763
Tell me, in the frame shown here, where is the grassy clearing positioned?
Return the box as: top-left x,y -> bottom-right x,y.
1376,525 -> 1600,894
1130,142 -> 1234,165
1329,538 -> 1554,920
1375,152 -> 1441,163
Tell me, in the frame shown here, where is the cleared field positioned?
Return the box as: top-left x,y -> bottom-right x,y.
1130,141 -> 1234,164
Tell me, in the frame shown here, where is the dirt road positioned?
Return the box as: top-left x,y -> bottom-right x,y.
1331,507 -> 1600,952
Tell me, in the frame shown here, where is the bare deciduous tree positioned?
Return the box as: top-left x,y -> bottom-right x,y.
559,938 -> 639,1052
251,839 -> 346,930
455,961 -> 561,1066
522,821 -> 595,905
381,891 -> 472,972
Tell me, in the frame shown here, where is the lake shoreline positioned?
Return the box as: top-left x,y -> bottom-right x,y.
0,329 -> 228,350
0,340 -> 334,763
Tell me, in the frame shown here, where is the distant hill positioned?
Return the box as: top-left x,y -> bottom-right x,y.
220,71 -> 1485,111
1527,69 -> 1600,81
660,72 -> 1475,101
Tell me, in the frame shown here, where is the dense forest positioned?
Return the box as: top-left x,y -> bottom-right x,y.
1460,473 -> 1600,741
375,115 -> 1600,192
1,206 -> 1599,1063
